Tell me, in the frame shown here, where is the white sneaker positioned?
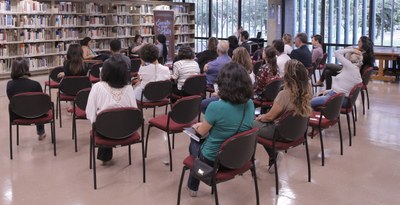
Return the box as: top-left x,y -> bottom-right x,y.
268,152 -> 283,174
38,133 -> 46,141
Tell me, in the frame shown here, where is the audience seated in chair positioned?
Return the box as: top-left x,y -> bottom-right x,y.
107,39 -> 131,72
289,32 -> 312,68
196,37 -> 219,73
81,37 -> 109,62
272,39 -> 291,76
253,46 -> 280,100
57,44 -> 92,79
86,55 -> 137,163
227,35 -> 238,58
204,40 -> 231,89
253,59 -> 312,173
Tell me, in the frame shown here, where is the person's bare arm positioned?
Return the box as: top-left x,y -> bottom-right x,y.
255,103 -> 283,122
192,120 -> 213,137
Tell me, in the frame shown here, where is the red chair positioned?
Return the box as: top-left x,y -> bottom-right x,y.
177,128 -> 260,205
145,95 -> 202,171
253,78 -> 283,113
89,63 -> 102,83
137,80 -> 172,117
44,66 -> 63,99
89,108 -> 145,189
8,92 -> 56,159
72,88 -> 91,152
361,67 -> 374,115
257,111 -> 310,195
341,83 -> 363,147
56,76 -> 92,127
309,93 -> 345,166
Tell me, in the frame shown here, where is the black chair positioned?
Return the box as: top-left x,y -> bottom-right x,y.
253,78 -> 283,113
361,67 -> 374,115
137,80 -> 172,117
9,92 -> 56,159
44,66 -> 63,100
89,63 -> 102,83
57,76 -> 92,127
72,88 -> 91,152
130,58 -> 141,77
89,107 -> 145,189
177,128 -> 260,205
309,93 -> 345,166
145,95 -> 202,171
257,111 -> 310,195
170,74 -> 207,100
340,83 -> 363,147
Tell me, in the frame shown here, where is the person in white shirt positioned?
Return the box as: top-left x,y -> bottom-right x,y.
171,45 -> 200,96
311,47 -> 363,108
134,43 -> 171,101
282,33 -> 293,55
86,55 -> 137,163
272,39 -> 291,75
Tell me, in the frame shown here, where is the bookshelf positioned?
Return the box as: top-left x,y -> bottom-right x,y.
0,0 -> 195,78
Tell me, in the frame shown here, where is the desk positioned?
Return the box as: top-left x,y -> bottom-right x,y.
372,47 -> 399,82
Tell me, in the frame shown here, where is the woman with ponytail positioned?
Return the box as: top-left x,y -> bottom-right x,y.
253,46 -> 280,100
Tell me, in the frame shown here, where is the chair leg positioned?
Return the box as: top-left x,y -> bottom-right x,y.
16,125 -> 19,146
145,125 -> 152,158
172,133 -> 175,149
177,166 -> 188,205
318,128 -> 325,166
366,88 -> 370,109
251,165 -> 260,205
92,142 -> 97,189
352,110 -> 356,137
90,137 -> 93,169
9,123 -> 13,160
73,117 -> 78,152
361,90 -> 366,115
304,136 -> 311,182
126,145 -> 131,165
153,107 -> 156,118
213,180 -> 219,205
164,104 -> 168,115
354,104 -> 358,122
53,121 -> 57,156
338,118 -> 343,155
167,133 -> 173,172
346,113 -> 352,146
141,127 -> 146,183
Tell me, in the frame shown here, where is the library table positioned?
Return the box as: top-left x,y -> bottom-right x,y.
372,47 -> 399,82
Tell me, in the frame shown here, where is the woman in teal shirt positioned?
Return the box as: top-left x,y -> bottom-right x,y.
187,62 -> 255,197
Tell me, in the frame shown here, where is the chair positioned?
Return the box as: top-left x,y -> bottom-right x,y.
72,88 -> 91,152
257,111 -> 310,195
89,107 -> 145,189
314,53 -> 328,79
170,74 -> 207,100
137,80 -> 172,117
57,76 -> 92,127
44,66 -> 63,99
361,67 -> 374,115
309,93 -> 345,166
341,83 -> 363,147
89,63 -> 102,83
252,60 -> 263,77
130,58 -> 141,77
145,95 -> 202,171
177,128 -> 260,205
8,92 -> 56,159
253,78 -> 283,112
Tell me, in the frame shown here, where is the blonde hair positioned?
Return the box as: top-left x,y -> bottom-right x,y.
232,47 -> 253,74
346,52 -> 363,67
282,33 -> 293,46
283,59 -> 312,116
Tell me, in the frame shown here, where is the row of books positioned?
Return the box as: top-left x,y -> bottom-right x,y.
176,35 -> 192,43
21,29 -> 52,41
0,29 -> 19,41
20,15 -> 50,27
54,15 -> 86,27
58,2 -> 79,13
0,56 -> 63,73
17,0 -> 49,13
86,2 -> 105,14
175,16 -> 192,24
0,14 -> 16,27
172,5 -> 190,14
86,27 -> 137,38
175,26 -> 192,34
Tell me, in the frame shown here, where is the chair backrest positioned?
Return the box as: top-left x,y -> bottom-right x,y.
49,66 -> 64,83
321,93 -> 345,120
10,92 -> 52,118
275,111 -> 309,140
216,128 -> 258,169
345,83 -> 363,108
260,78 -> 283,101
131,58 -> 141,73
59,76 -> 92,96
362,67 -> 374,86
90,63 -> 103,78
252,60 -> 263,76
320,53 -> 328,66
169,95 -> 202,124
142,80 -> 172,101
94,108 -> 143,140
75,88 -> 91,111
181,74 -> 206,96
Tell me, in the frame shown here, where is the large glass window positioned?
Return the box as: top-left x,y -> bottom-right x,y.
241,0 -> 268,39
211,0 -> 238,38
373,0 -> 400,46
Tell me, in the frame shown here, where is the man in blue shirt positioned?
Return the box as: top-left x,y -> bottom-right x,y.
290,32 -> 312,68
204,40 -> 231,87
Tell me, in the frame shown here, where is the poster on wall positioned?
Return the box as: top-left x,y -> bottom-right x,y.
153,10 -> 175,61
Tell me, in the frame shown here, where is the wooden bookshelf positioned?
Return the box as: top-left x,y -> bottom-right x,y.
0,0 -> 195,77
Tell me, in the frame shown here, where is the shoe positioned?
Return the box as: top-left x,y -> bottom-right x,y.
268,152 -> 283,174
308,129 -> 319,137
187,187 -> 197,197
38,133 -> 46,141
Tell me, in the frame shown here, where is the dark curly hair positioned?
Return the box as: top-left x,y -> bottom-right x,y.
217,62 -> 253,104
101,55 -> 130,88
177,45 -> 194,60
140,44 -> 159,63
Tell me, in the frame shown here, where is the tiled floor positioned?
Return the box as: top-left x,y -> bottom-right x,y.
0,75 -> 399,205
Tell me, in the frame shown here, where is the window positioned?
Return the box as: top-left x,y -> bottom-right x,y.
241,0 -> 268,39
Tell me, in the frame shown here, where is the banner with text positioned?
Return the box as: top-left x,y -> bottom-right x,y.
153,10 -> 175,61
